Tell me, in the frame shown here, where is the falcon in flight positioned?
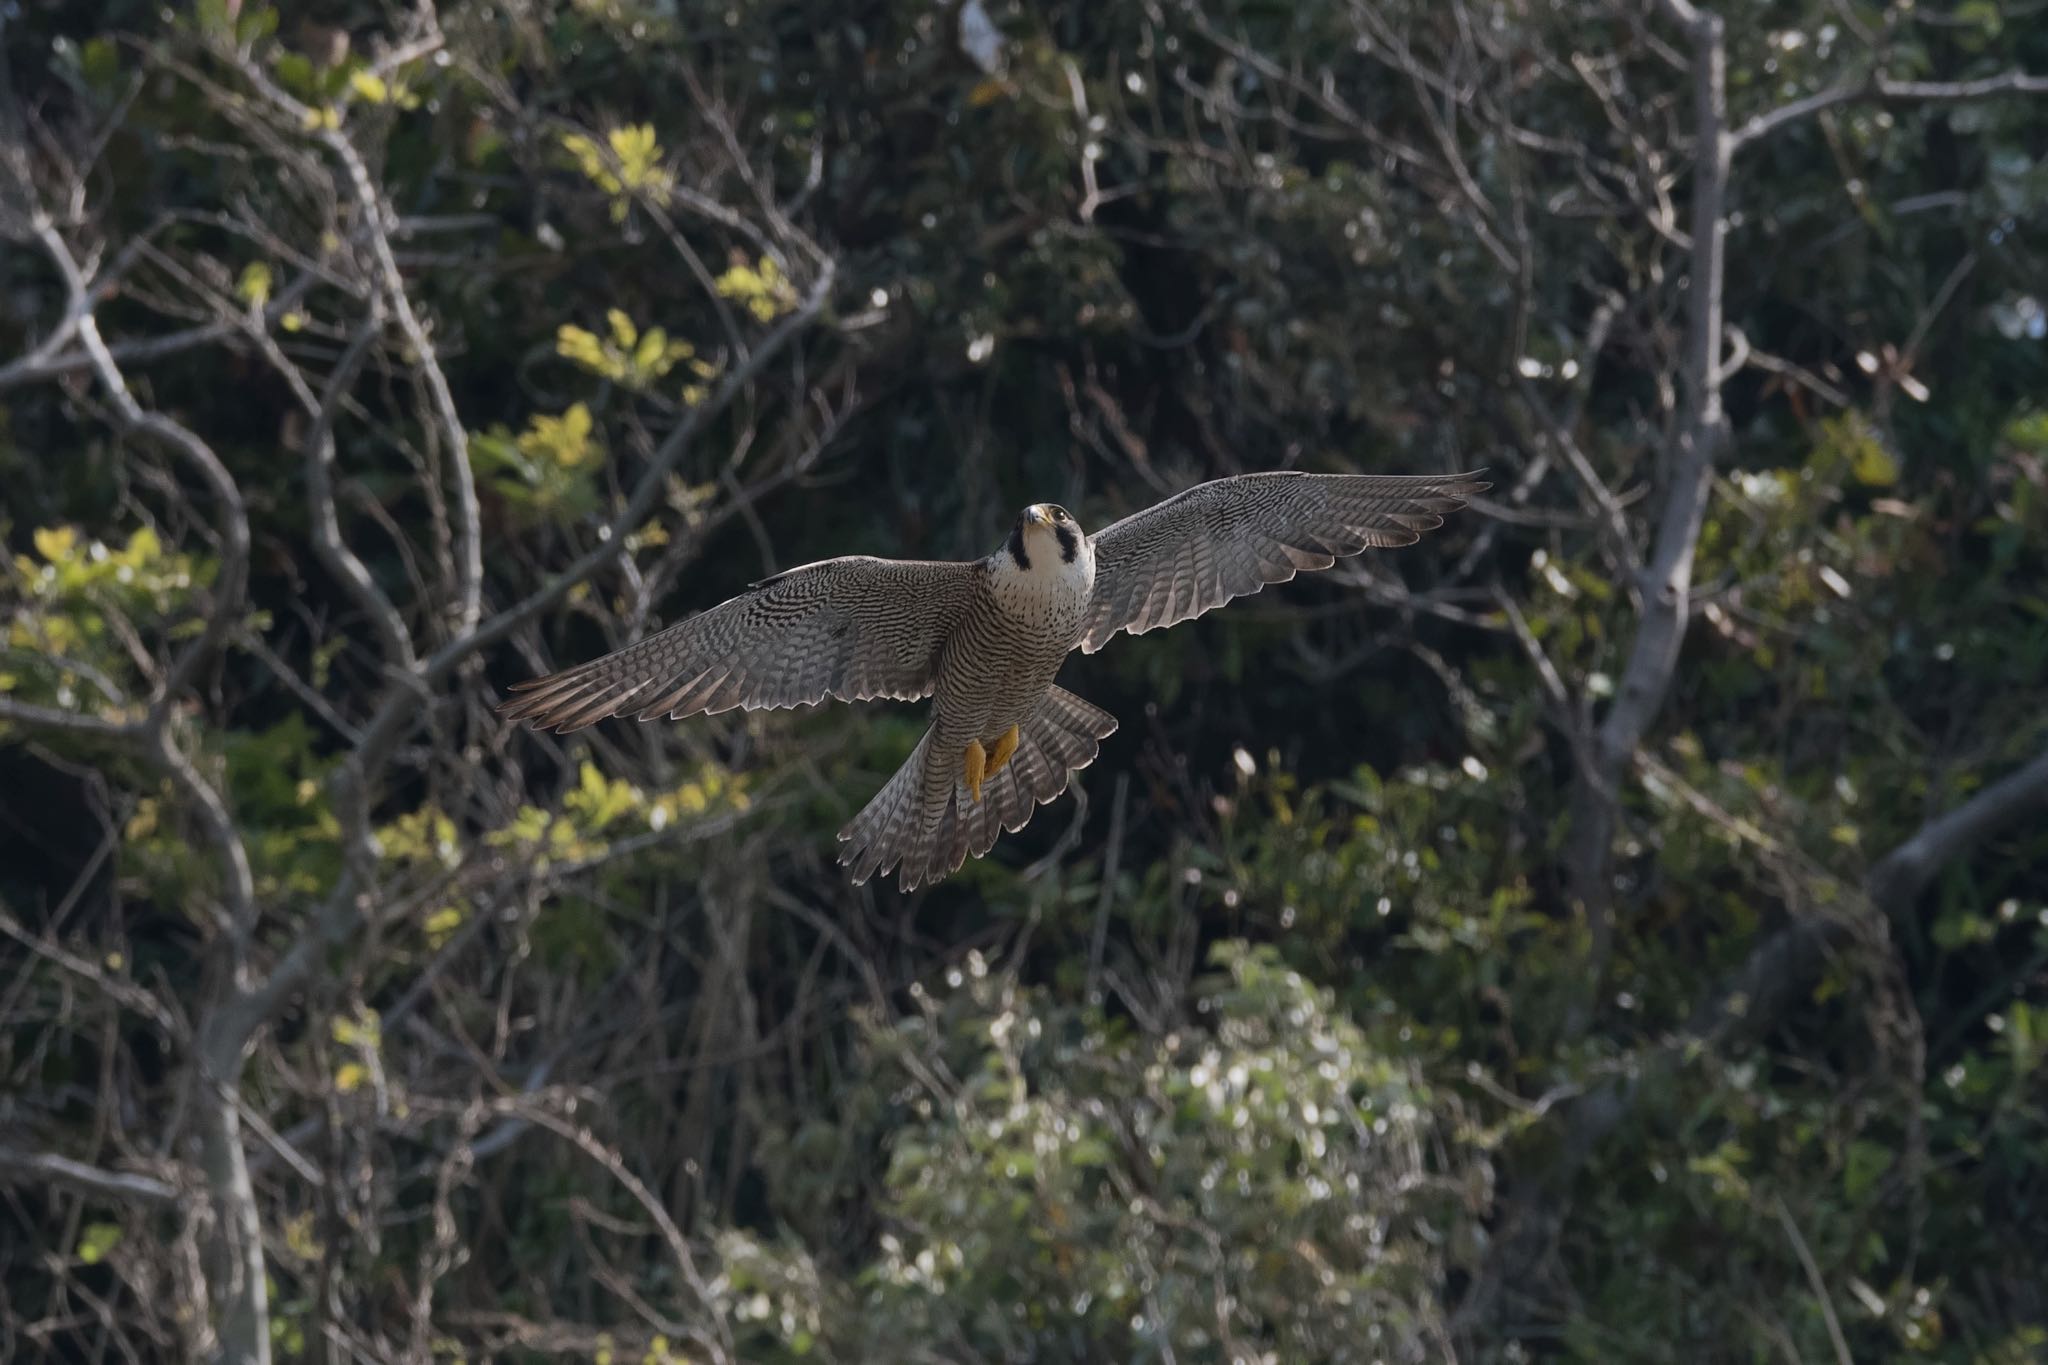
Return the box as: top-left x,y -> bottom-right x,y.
501,469 -> 1486,890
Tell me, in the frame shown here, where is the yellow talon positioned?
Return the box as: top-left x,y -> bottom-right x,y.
987,724 -> 1020,777
964,739 -> 988,804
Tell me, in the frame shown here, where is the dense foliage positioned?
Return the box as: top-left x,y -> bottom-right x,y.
2,0 -> 2045,1360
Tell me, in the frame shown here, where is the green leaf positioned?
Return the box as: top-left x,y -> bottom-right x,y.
1068,1136 -> 1112,1167
556,324 -> 612,375
633,326 -> 668,373
1852,440 -> 1899,487
33,525 -> 76,563
236,261 -> 273,308
515,403 -> 600,470
76,1223 -> 122,1265
80,37 -> 120,87
1843,1139 -> 1892,1203
235,4 -> 280,47
1953,0 -> 2002,39
194,0 -> 232,38
2008,1001 -> 2040,1074
272,50 -> 315,97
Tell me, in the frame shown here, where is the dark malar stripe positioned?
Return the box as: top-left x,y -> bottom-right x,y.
1006,522 -> 1031,569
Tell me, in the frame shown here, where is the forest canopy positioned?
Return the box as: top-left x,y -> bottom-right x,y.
2,0 -> 2045,1361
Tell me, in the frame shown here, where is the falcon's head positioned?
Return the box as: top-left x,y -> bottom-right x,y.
1005,503 -> 1085,571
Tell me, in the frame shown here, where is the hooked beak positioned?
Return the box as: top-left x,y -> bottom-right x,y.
1024,505 -> 1051,527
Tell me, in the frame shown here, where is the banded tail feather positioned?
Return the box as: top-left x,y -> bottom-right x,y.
838,687 -> 1118,891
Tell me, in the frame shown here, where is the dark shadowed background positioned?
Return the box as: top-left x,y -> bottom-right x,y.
2,0 -> 2045,1360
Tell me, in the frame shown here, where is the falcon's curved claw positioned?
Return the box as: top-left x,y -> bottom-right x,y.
963,739 -> 988,804
962,726 -> 1021,803
988,724 -> 1020,778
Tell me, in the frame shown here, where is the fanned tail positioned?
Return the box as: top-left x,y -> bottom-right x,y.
837,687 -> 1119,891
836,728 -> 944,888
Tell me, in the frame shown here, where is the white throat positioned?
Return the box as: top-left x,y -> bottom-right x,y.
990,529 -> 1095,634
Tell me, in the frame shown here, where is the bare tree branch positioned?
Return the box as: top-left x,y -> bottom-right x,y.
8,211 -> 274,1365
0,269 -> 322,394
515,1103 -> 736,1364
1562,0 -> 1728,1027
1774,1195 -> 1855,1365
19,222 -> 260,951
196,258 -> 838,1099
297,314 -> 419,670
0,695 -> 142,738
1465,733 -> 2047,1332
32,225 -> 255,733
1868,743 -> 2048,921
1732,68 -> 2048,153
0,1145 -> 183,1206
222,40 -> 485,637
0,903 -> 185,1039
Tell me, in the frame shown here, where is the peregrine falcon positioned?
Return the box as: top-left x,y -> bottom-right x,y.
500,470 -> 1486,890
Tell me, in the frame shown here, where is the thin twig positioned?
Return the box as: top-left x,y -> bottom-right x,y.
1773,1195 -> 1855,1365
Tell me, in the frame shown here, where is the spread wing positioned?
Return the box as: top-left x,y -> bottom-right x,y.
499,556 -> 983,733
1076,470 -> 1487,654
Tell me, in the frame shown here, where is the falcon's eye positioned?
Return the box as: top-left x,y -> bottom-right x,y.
1051,507 -> 1069,522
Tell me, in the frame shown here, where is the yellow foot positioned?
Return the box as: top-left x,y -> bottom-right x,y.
987,724 -> 1020,777
963,739 -> 988,804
